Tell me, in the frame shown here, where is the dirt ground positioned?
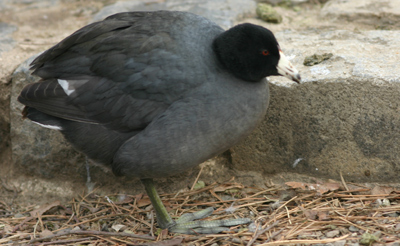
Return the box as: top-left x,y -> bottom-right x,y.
1,0 -> 399,245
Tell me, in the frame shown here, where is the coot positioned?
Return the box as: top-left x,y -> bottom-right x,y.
18,11 -> 301,234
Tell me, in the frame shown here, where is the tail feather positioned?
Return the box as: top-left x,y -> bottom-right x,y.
20,79 -> 60,99
22,107 -> 64,130
18,78 -> 94,123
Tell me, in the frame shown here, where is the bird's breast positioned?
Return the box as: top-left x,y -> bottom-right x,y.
113,79 -> 269,178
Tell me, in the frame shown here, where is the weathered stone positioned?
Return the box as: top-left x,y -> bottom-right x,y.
10,56 -> 85,180
0,22 -> 16,83
93,0 -> 256,29
321,0 -> 400,29
0,22 -> 16,56
231,29 -> 400,182
325,229 -> 340,238
349,225 -> 359,232
0,22 -> 16,165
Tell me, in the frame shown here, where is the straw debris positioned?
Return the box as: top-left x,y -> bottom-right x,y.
1,177 -> 399,245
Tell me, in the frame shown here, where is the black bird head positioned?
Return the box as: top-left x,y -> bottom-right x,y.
213,23 -> 301,83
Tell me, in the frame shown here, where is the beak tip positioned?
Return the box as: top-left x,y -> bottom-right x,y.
276,50 -> 301,84
293,73 -> 301,83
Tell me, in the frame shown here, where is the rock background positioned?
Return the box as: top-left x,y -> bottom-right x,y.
1,0 -> 400,204
232,28 -> 400,182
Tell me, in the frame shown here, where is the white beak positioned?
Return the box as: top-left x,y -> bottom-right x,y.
277,50 -> 301,83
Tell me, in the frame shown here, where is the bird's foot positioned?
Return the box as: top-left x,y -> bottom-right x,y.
169,207 -> 252,234
141,178 -> 251,234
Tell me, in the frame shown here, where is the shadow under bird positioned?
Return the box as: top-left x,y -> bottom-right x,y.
18,10 -> 301,234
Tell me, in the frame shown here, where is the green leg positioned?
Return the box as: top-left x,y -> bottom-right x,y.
141,178 -> 176,229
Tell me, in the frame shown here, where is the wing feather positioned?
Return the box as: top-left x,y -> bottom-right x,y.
19,11 -> 222,132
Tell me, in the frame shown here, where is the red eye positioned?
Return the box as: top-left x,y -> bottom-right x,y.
262,50 -> 270,56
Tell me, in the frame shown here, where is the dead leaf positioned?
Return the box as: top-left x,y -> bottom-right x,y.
111,224 -> 126,232
298,206 -> 317,220
317,211 -> 330,221
285,181 -> 307,190
371,186 -> 397,195
115,197 -> 134,205
304,210 -> 318,220
39,229 -> 53,238
135,193 -> 143,201
137,197 -> 151,207
30,201 -> 61,217
324,182 -> 341,192
299,205 -> 330,221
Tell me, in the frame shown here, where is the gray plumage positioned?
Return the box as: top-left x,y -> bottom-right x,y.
18,10 -> 296,180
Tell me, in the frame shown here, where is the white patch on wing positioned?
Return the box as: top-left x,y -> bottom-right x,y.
58,79 -> 75,96
32,121 -> 63,130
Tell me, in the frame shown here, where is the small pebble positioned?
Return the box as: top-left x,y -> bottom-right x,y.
339,227 -> 349,235
71,226 -> 81,231
333,240 -> 346,246
325,229 -> 340,238
385,212 -> 399,217
382,198 -> 391,206
348,225 -> 359,232
231,238 -> 242,244
13,213 -> 25,218
372,231 -> 382,238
